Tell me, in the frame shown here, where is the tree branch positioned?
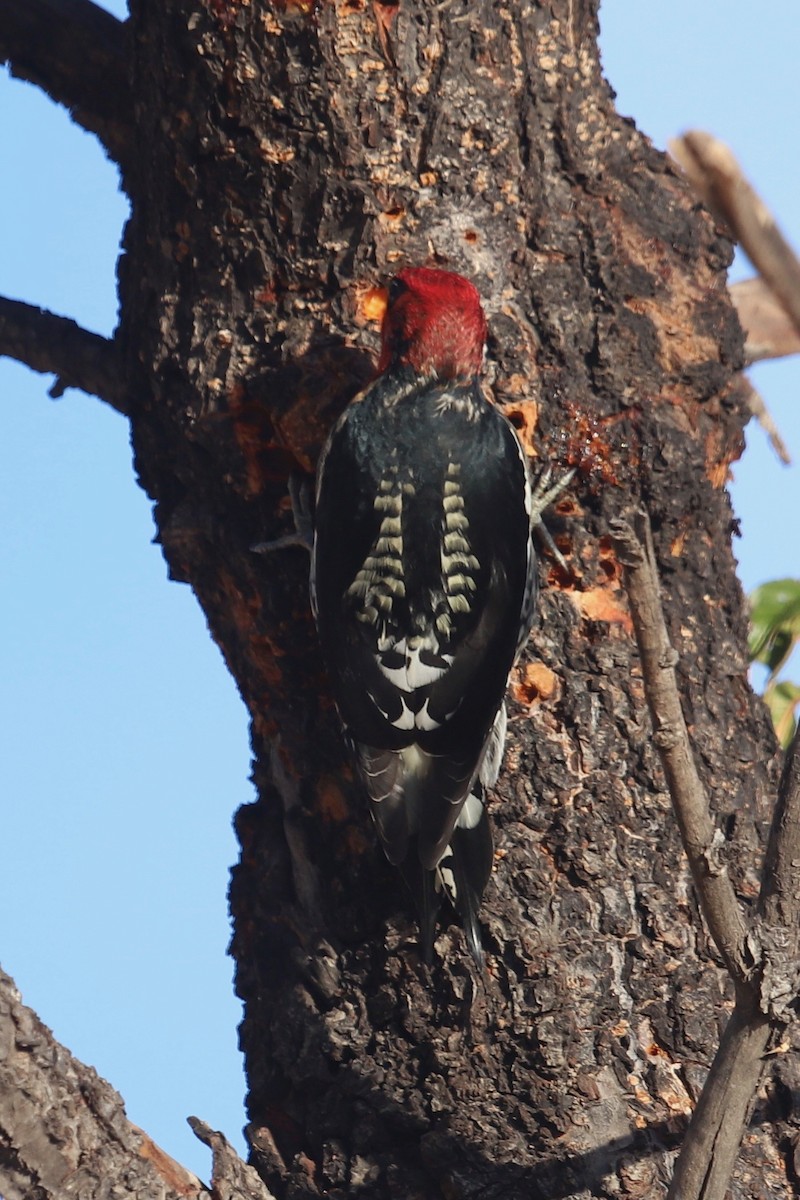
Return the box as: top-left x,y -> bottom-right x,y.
729,372 -> 791,467
666,723 -> 800,1200
671,131 -> 800,352
612,514 -> 800,1200
730,277 -> 800,365
0,296 -> 126,412
666,1003 -> 772,1200
0,0 -> 132,167
609,512 -> 755,988
758,720 -> 800,1009
0,966 -> 208,1200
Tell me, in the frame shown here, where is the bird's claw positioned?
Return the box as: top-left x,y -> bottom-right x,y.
529,466 -> 575,572
252,472 -> 314,555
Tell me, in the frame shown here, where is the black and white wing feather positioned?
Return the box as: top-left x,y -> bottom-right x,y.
312,369 -> 534,960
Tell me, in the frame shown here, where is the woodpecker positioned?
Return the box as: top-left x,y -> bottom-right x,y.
312,266 -> 555,964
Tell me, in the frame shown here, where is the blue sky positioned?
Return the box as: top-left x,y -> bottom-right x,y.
1,0 -> 798,1180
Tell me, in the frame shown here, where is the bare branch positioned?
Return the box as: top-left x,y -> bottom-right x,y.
189,1118 -> 278,1200
670,131 -> 800,347
664,729 -> 800,1200
0,966 -> 209,1199
0,296 -> 126,412
730,373 -> 792,467
611,514 -> 800,1200
611,513 -> 765,1200
730,277 -> 800,365
666,1003 -> 772,1200
758,721 -> 800,1006
0,0 -> 132,167
609,512 -> 754,987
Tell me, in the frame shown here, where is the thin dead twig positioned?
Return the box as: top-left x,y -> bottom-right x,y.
609,513 -> 754,987
730,373 -> 791,467
609,512 -> 800,1200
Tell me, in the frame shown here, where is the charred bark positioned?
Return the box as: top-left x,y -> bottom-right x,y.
0,297 -> 123,406
0,0 -> 132,165
118,0 -> 798,1196
3,0 -> 798,1197
117,0 -> 796,1194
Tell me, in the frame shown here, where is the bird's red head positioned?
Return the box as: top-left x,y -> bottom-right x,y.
377,267 -> 487,381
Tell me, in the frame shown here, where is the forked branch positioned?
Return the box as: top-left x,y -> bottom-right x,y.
757,720 -> 800,999
0,0 -> 132,167
0,296 -> 125,412
611,512 -> 800,1200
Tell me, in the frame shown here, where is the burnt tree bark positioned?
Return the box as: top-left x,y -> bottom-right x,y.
2,0 -> 798,1198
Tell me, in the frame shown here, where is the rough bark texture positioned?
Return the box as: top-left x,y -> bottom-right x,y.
4,0 -> 800,1196
0,968 -> 205,1200
117,0 -> 799,1196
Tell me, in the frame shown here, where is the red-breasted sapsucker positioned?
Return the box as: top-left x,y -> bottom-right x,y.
312,266 -> 549,963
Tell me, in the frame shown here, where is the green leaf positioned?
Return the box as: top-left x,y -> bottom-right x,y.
762,680 -> 800,750
748,579 -> 800,677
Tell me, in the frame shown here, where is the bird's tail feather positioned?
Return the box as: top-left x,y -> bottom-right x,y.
397,852 -> 442,964
436,794 -> 493,965
356,701 -> 506,963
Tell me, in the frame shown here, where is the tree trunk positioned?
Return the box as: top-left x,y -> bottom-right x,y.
3,0 -> 798,1196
